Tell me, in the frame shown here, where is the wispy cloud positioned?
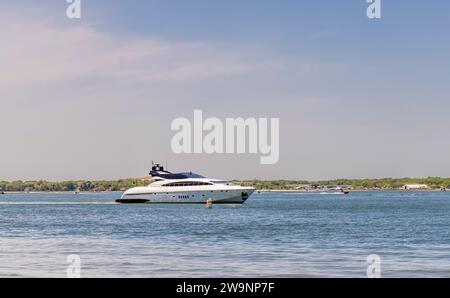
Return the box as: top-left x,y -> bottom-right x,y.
0,18 -> 279,88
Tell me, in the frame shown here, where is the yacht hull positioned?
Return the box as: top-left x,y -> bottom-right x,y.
116,188 -> 254,204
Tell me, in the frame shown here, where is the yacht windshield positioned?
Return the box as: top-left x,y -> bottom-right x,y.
180,172 -> 205,178
153,172 -> 206,180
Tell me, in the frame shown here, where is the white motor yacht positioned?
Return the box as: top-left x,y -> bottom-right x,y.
116,164 -> 255,204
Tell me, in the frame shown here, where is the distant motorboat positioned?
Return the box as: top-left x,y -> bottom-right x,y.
320,189 -> 350,195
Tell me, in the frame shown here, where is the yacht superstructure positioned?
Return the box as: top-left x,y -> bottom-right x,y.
116,164 -> 255,204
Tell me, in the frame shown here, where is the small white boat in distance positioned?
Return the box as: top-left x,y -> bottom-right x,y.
116,164 -> 255,204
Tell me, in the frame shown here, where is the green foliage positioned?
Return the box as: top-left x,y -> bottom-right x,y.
1,177 -> 449,192
0,179 -> 150,192
235,177 -> 450,190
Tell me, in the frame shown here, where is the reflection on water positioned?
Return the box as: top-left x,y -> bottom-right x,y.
0,191 -> 449,277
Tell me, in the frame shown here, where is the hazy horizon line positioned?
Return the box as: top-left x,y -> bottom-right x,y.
2,176 -> 450,183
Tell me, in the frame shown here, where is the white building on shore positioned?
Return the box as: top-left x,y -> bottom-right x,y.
403,184 -> 429,190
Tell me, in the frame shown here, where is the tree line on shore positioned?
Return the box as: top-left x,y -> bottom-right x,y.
1,177 -> 450,192
0,179 -> 149,192
235,177 -> 450,190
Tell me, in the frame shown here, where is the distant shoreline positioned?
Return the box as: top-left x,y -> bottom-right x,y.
0,189 -> 447,195
0,191 -> 123,194
258,189 -> 446,193
1,177 -> 449,193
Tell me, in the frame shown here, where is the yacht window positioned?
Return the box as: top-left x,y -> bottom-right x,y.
165,181 -> 213,187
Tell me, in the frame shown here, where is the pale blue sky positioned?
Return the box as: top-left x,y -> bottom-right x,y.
1,1 -> 450,181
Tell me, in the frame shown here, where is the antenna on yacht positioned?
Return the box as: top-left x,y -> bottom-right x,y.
150,160 -> 156,176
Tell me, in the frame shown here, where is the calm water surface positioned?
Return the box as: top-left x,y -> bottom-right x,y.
0,191 -> 449,277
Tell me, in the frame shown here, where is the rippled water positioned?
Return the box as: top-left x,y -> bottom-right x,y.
0,191 -> 449,277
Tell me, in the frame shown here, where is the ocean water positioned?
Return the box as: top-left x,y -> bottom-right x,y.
0,191 -> 449,278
